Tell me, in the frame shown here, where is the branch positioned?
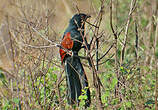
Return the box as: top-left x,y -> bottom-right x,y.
135,21 -> 138,63
98,54 -> 115,66
121,0 -> 137,62
98,43 -> 114,62
110,0 -> 117,39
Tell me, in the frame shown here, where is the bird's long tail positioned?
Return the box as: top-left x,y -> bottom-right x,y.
64,56 -> 91,107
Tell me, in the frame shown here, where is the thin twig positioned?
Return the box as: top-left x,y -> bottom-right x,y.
110,0 -> 120,98
98,54 -> 115,66
135,21 -> 138,63
98,43 -> 114,62
154,19 -> 158,110
96,38 -> 99,71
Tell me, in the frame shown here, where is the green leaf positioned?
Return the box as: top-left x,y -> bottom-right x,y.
0,71 -> 5,79
101,90 -> 110,103
13,98 -> 19,105
78,95 -> 87,100
52,74 -> 57,81
3,100 -> 11,109
120,66 -> 124,70
125,101 -> 132,108
111,77 -> 118,88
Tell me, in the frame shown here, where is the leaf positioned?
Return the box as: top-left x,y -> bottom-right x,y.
0,71 -> 5,79
3,100 -> 11,109
111,77 -> 118,88
78,95 -> 87,100
125,101 -> 132,108
52,74 -> 57,81
101,90 -> 110,103
13,98 -> 19,105
120,66 -> 124,70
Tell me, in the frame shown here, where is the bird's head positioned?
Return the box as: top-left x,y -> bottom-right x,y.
69,13 -> 91,29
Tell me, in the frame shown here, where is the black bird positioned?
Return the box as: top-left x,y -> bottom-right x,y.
59,13 -> 91,107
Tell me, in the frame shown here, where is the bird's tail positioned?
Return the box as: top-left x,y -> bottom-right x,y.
64,56 -> 91,107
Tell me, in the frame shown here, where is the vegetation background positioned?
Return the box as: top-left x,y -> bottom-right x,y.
0,0 -> 157,109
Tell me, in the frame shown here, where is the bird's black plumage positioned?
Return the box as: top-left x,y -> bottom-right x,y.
59,13 -> 91,107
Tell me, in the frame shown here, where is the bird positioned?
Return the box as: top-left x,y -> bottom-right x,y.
59,13 -> 91,107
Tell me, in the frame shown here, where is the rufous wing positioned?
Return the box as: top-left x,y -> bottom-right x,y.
59,32 -> 73,63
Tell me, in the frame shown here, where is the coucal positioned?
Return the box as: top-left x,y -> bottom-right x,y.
59,13 -> 91,107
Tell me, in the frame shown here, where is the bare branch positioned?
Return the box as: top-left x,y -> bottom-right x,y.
121,0 -> 137,62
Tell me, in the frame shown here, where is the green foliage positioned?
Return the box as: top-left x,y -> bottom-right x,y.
125,101 -> 132,108
0,71 -> 5,79
33,66 -> 58,106
0,70 -> 8,87
13,98 -> 19,105
79,87 -> 89,108
101,90 -> 109,106
2,100 -> 11,110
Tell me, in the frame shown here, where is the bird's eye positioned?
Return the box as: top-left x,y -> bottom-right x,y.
81,15 -> 85,20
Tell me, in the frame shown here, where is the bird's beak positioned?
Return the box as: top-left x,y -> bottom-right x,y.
85,15 -> 99,28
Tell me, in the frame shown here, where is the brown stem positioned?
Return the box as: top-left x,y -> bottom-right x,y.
121,0 -> 137,63
155,62 -> 158,110
110,0 -> 119,98
154,18 -> 158,110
